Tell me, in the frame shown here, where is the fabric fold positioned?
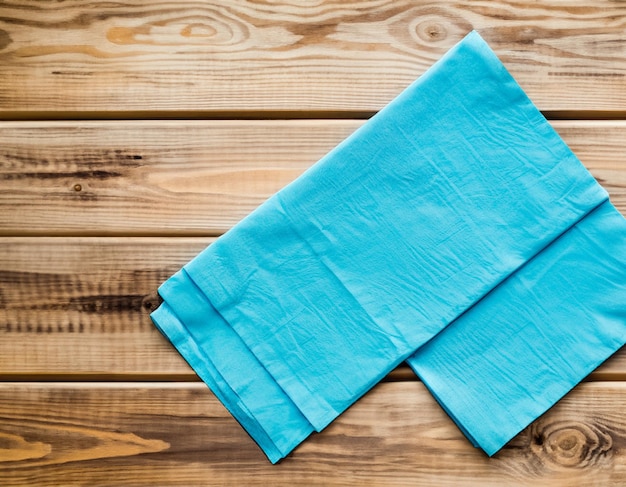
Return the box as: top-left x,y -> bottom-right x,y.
151,30 -> 624,462
181,30 -> 606,428
407,200 -> 626,455
153,270 -> 313,463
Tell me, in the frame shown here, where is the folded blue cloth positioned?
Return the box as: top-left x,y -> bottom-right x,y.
152,271 -> 313,463
408,200 -> 626,455
151,30 -> 623,462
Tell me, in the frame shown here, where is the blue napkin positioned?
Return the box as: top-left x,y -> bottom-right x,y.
151,30 -> 619,462
407,200 -> 626,455
152,271 -> 313,463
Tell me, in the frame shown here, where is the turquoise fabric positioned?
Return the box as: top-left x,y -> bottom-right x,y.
407,200 -> 626,455
151,270 -> 314,463
151,31 -> 625,462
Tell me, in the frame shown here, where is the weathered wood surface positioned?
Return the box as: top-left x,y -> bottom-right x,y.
1,1 -> 625,484
0,237 -> 202,378
1,120 -> 625,235
0,237 -> 624,380
0,1 -> 625,115
1,382 -> 625,486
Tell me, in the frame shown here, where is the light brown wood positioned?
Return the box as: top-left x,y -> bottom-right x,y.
0,120 -> 356,235
0,1 -> 625,115
0,236 -> 624,380
1,0 -> 624,483
0,237 -> 206,377
1,381 -> 625,486
1,120 -> 625,235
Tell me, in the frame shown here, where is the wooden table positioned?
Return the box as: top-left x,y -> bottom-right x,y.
1,2 -> 625,485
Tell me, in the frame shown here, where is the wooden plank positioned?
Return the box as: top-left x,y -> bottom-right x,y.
1,381 -> 625,485
0,120 -> 356,235
0,1 -> 625,115
0,237 -> 206,377
0,236 -> 624,379
1,120 -> 625,235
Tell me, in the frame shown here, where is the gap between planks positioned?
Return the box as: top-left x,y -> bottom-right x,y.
0,110 -> 626,122
0,367 -> 450,383
2,366 -> 625,383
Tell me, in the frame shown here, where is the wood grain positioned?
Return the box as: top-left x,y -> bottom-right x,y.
0,237 -> 206,377
1,120 -> 625,235
1,0 -> 624,484
0,381 -> 625,486
0,1 -> 625,115
0,236 -> 624,380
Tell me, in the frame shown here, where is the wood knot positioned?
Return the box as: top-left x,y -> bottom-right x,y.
142,292 -> 163,313
0,29 -> 11,51
530,420 -> 613,468
516,27 -> 538,45
416,22 -> 447,43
